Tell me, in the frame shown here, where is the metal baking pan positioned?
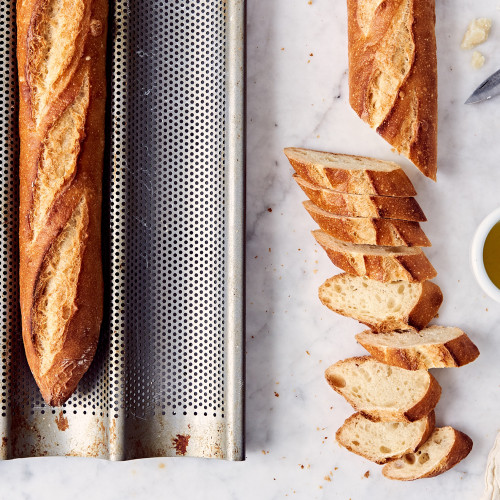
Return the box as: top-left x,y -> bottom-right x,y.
0,0 -> 245,460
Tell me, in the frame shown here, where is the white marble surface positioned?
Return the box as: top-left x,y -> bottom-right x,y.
4,0 -> 500,499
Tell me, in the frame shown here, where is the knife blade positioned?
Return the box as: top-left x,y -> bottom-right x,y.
466,68 -> 500,104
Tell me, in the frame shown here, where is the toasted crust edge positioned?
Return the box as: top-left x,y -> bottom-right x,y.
313,230 -> 437,283
284,147 -> 417,196
304,201 -> 431,247
355,329 -> 480,370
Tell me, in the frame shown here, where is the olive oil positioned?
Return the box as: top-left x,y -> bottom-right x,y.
484,222 -> 500,289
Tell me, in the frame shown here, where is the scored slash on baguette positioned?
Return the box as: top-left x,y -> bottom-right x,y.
325,356 -> 441,422
336,411 -> 435,464
284,147 -> 417,196
294,175 -> 426,222
312,230 -> 436,283
304,201 -> 431,247
319,274 -> 443,332
382,427 -> 473,480
356,326 -> 480,370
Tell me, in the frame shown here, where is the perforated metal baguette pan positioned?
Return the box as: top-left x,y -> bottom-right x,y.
0,0 -> 245,460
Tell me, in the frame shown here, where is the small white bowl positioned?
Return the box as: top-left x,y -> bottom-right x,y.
471,207 -> 500,303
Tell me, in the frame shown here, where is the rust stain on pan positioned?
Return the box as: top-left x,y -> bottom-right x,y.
172,434 -> 190,456
55,410 -> 69,431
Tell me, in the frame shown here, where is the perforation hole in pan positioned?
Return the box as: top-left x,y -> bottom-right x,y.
2,0 -> 227,421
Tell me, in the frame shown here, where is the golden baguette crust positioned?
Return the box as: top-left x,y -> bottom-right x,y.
355,326 -> 480,370
18,0 -> 107,406
304,201 -> 431,247
336,411 -> 435,464
284,147 -> 417,196
382,427 -> 473,480
325,356 -> 441,422
294,175 -> 426,222
312,230 -> 436,282
347,0 -> 438,180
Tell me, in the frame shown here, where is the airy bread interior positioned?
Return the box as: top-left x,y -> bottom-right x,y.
32,74 -> 89,240
32,197 -> 89,374
313,230 -> 422,257
357,326 -> 464,348
285,147 -> 399,172
326,357 -> 430,412
337,412 -> 432,463
320,275 -> 421,323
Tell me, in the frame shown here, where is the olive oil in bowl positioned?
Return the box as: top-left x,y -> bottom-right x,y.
484,222 -> 500,290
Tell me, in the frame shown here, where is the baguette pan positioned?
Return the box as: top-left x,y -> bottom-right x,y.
347,0 -> 438,180
284,147 -> 416,196
18,0 -> 107,405
382,427 -> 473,480
319,274 -> 443,332
312,230 -> 436,282
356,326 -> 480,370
336,411 -> 435,464
304,201 -> 431,247
294,175 -> 426,222
325,356 -> 441,422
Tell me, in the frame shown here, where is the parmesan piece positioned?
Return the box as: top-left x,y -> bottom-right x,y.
461,18 -> 492,50
472,51 -> 485,69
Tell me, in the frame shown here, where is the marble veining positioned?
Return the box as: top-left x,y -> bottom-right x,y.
3,0 -> 500,499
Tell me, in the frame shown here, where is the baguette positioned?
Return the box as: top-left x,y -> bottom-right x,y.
284,147 -> 416,196
18,0 -> 107,405
336,411 -> 435,464
294,175 -> 426,222
382,427 -> 473,480
356,326 -> 480,370
312,230 -> 436,282
319,274 -> 443,332
347,0 -> 438,180
304,201 -> 431,247
325,356 -> 441,422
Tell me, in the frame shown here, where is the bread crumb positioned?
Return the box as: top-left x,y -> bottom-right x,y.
364,471 -> 370,478
267,208 -> 272,212
274,392 -> 279,397
299,464 -> 305,469
310,53 -> 314,57
306,350 -> 310,355
324,475 -> 331,482
472,51 -> 485,69
461,18 -> 492,49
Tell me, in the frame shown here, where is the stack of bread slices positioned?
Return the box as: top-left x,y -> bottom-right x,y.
285,147 -> 480,480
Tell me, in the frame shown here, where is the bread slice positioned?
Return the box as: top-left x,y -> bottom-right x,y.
312,230 -> 436,283
294,175 -> 426,222
356,326 -> 480,370
336,411 -> 435,464
325,356 -> 441,422
382,427 -> 473,480
319,274 -> 443,332
284,147 -> 416,196
304,201 -> 431,247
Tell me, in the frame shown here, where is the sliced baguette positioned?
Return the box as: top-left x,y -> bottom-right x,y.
313,230 -> 436,283
382,427 -> 473,480
356,326 -> 480,370
319,274 -> 443,332
325,356 -> 441,422
294,175 -> 426,222
284,147 -> 416,196
336,411 -> 435,464
304,201 -> 431,247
